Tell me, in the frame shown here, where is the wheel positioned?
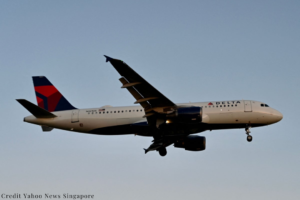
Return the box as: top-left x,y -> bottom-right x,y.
247,135 -> 253,142
158,147 -> 167,156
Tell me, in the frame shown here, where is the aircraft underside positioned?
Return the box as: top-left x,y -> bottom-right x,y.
17,55 -> 283,157
87,123 -> 266,136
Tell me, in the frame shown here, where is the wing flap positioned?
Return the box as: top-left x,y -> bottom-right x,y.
119,77 -> 150,109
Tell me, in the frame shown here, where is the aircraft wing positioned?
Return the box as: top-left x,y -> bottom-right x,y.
143,137 -> 174,154
104,56 -> 176,119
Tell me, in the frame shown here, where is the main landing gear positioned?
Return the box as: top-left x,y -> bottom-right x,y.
158,147 -> 167,156
245,126 -> 253,142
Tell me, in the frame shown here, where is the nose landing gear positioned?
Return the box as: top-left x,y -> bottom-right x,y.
245,126 -> 253,142
247,135 -> 253,142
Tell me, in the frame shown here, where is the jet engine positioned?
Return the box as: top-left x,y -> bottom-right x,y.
167,106 -> 202,123
174,135 -> 206,151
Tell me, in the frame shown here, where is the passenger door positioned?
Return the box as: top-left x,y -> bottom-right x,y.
71,110 -> 79,123
244,100 -> 252,112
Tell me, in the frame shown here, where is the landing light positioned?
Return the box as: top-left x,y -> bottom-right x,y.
166,120 -> 171,124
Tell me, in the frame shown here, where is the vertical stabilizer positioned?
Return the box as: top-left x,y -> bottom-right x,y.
32,76 -> 76,112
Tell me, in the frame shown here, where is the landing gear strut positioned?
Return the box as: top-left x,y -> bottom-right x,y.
245,125 -> 253,142
158,147 -> 167,156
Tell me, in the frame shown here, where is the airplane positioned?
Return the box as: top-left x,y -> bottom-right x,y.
17,55 -> 283,156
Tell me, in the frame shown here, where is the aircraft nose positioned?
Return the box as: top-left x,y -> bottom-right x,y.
274,110 -> 283,122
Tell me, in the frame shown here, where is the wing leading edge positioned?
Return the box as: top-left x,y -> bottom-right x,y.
104,55 -> 177,117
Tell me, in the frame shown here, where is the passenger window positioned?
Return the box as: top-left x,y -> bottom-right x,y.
140,110 -> 142,111
122,111 -> 123,113
114,111 -> 116,113
118,111 -> 120,113
110,111 -> 112,113
261,104 -> 265,107
220,105 -> 222,107
129,110 -> 131,112
137,110 -> 138,112
231,105 -> 233,107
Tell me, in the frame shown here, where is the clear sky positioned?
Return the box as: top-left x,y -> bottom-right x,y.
1,1 -> 299,199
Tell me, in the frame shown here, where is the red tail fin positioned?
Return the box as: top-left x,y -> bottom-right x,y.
32,76 -> 76,112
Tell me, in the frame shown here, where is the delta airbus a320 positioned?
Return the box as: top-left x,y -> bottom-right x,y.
17,56 -> 283,156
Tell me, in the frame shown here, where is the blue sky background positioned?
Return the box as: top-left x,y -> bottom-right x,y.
1,1 -> 299,199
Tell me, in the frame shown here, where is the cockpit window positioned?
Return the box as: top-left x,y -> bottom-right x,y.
261,104 -> 264,107
265,104 -> 269,107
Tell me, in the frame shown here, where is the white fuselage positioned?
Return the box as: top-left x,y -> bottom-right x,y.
24,100 -> 283,136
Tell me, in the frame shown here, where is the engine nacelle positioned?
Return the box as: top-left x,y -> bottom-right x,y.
167,106 -> 202,123
174,135 -> 206,151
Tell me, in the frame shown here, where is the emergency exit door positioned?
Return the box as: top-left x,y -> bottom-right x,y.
71,110 -> 79,123
244,101 -> 252,112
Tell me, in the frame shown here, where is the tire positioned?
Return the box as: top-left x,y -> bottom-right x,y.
247,135 -> 253,142
159,147 -> 167,156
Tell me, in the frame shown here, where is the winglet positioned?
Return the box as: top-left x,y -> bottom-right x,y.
143,148 -> 148,154
104,55 -> 113,62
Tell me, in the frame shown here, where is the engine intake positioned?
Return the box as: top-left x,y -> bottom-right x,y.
174,135 -> 206,151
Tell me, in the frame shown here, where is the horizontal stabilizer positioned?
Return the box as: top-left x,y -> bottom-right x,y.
16,99 -> 57,118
